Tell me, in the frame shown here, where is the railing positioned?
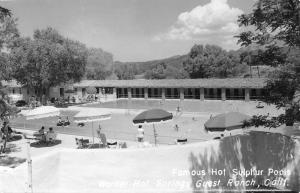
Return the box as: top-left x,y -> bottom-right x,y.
165,94 -> 180,99
226,95 -> 245,100
148,94 -> 162,99
204,95 -> 222,100
184,95 -> 200,99
117,94 -> 128,98
131,94 -> 145,98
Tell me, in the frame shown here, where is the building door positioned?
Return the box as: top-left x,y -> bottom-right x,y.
226,89 -> 231,99
195,88 -> 200,99
60,88 -> 64,97
82,88 -> 86,97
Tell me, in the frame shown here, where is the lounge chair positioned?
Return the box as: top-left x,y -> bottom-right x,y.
63,121 -> 70,126
75,138 -> 90,148
107,141 -> 117,148
256,102 -> 264,108
176,138 -> 188,145
57,122 -> 64,126
77,123 -> 85,127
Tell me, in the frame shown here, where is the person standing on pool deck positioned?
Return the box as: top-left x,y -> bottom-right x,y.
174,124 -> 179,132
137,125 -> 144,142
98,124 -> 102,133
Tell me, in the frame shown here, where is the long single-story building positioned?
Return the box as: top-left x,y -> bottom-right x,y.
72,78 -> 267,102
1,78 -> 267,102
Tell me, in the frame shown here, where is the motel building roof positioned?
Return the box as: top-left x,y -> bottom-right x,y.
73,78 -> 267,89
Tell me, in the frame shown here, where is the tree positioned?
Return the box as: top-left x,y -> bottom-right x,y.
237,0 -> 300,128
145,62 -> 167,79
85,48 -> 113,80
0,6 -> 11,18
0,99 -> 19,153
144,62 -> 189,79
0,52 -> 10,80
183,44 -> 247,78
9,27 -> 87,100
0,6 -> 19,81
86,68 -> 111,80
86,86 -> 96,95
114,64 -> 135,80
237,0 -> 300,48
164,65 -> 189,79
0,6 -> 20,153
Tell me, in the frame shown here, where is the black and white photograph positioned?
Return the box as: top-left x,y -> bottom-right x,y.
0,0 -> 299,192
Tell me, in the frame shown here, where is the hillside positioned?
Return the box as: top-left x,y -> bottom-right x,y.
113,44 -> 298,80
115,55 -> 188,75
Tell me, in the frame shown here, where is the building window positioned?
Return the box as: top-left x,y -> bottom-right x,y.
19,88 -> 22,94
105,87 -> 113,94
12,88 -> 15,94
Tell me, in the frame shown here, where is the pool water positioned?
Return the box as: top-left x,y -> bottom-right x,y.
80,99 -> 278,115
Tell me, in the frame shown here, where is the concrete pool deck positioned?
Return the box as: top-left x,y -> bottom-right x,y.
10,100 -> 285,145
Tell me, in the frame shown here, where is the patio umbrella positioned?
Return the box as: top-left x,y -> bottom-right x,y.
20,106 -> 60,120
133,109 -> 173,146
204,112 -> 251,132
18,105 -> 61,193
73,108 -> 112,144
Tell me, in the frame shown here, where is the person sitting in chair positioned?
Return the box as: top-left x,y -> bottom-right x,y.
47,127 -> 55,134
35,126 -> 46,143
39,126 -> 45,134
63,117 -> 70,126
46,127 -> 56,144
57,117 -> 64,126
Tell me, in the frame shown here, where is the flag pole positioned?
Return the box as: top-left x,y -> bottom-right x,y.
92,121 -> 94,144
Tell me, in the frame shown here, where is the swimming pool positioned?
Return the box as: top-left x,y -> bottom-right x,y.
80,99 -> 272,114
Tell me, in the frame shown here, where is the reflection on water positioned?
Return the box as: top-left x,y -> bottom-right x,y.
81,99 -> 229,113
189,131 -> 300,192
83,99 -> 176,110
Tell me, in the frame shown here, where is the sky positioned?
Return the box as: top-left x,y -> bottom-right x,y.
1,0 -> 256,62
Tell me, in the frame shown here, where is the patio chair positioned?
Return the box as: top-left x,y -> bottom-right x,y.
46,133 -> 57,144
118,142 -> 127,148
99,133 -> 107,148
35,134 -> 46,144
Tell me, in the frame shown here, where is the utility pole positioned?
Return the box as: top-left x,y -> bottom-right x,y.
26,139 -> 33,193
